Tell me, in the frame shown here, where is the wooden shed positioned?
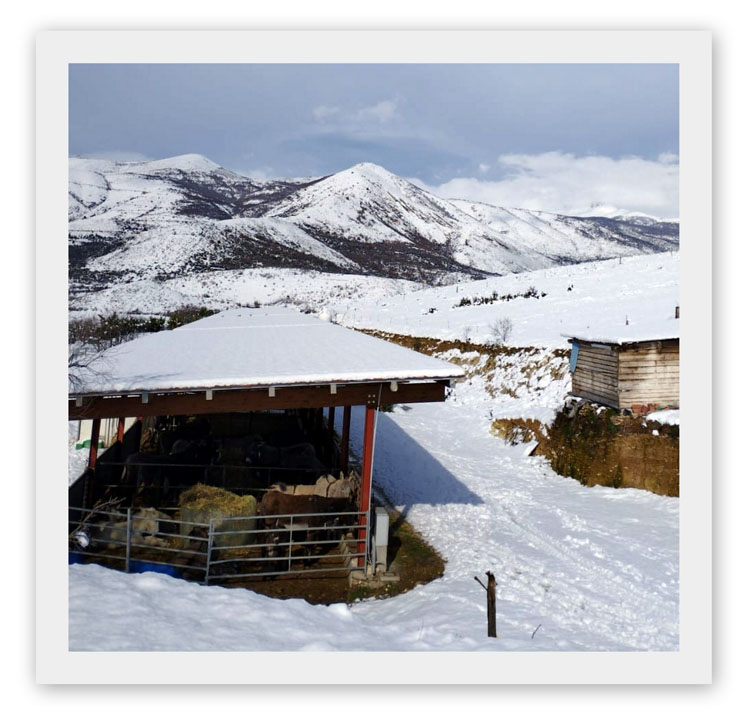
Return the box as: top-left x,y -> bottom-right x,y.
564,329 -> 679,413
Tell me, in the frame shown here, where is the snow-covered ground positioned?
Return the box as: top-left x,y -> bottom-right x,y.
68,421 -> 89,485
69,252 -> 679,652
70,379 -> 678,651
647,409 -> 680,426
339,251 -> 679,349
432,346 -> 570,425
70,268 -> 423,319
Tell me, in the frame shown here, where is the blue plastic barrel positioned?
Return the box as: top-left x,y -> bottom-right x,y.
128,560 -> 180,577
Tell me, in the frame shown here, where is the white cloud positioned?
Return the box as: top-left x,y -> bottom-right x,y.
312,105 -> 341,121
355,100 -> 398,124
311,99 -> 399,128
413,152 -> 679,219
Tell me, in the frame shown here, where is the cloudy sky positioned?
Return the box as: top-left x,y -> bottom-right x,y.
69,63 -> 679,218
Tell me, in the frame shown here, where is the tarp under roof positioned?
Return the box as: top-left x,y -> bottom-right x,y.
69,307 -> 464,396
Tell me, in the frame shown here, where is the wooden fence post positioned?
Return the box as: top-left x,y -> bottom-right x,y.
474,571 -> 497,638
486,571 -> 497,638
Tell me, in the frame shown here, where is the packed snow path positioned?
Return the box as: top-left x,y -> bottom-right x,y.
69,379 -> 678,651
364,381 -> 678,651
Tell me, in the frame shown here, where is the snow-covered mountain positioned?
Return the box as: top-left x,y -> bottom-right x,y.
69,155 -> 679,309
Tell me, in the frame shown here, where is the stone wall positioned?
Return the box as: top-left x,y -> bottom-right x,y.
492,402 -> 679,497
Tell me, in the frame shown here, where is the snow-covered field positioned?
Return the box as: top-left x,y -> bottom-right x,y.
68,252 -> 679,652
339,251 -> 679,349
70,267 -> 423,319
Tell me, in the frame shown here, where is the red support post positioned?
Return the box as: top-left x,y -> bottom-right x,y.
340,405 -> 352,473
117,417 -> 126,443
85,418 -> 102,509
357,404 -> 376,564
88,418 -> 101,470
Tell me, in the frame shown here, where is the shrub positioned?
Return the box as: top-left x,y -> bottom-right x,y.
490,316 -> 513,344
167,305 -> 217,329
68,306 -> 217,350
68,316 -> 100,345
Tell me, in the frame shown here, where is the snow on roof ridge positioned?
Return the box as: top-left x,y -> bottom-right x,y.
562,327 -> 680,345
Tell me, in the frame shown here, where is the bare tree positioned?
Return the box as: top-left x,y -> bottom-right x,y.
490,316 -> 513,344
68,344 -> 105,391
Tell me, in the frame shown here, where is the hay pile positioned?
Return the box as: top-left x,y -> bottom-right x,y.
179,484 -> 257,547
179,483 -> 256,516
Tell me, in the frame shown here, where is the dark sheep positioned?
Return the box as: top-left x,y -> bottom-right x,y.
124,440 -> 215,506
259,489 -> 355,531
265,421 -> 307,447
244,440 -> 281,467
157,417 -> 212,454
278,443 -> 325,471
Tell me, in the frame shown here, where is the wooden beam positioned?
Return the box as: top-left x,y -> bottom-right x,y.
116,417 -> 125,443
69,380 -> 451,421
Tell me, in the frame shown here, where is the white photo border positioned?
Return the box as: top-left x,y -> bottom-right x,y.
36,29 -> 711,684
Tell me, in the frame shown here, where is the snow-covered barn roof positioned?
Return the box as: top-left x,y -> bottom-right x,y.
69,307 -> 463,420
562,319 -> 679,346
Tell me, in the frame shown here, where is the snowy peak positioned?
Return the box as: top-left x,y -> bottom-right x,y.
132,153 -> 228,174
270,161 -> 420,208
341,161 -> 396,179
263,160 -> 485,252
328,162 -> 413,193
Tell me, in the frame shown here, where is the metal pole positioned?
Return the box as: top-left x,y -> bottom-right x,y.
340,405 -> 352,473
327,406 -> 337,466
204,520 -> 215,585
125,507 -> 132,573
288,517 -> 293,573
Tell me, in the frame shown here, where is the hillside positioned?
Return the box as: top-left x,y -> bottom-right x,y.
69,155 -> 679,315
340,251 -> 680,350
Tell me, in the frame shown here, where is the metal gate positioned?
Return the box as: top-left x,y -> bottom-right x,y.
69,505 -> 368,582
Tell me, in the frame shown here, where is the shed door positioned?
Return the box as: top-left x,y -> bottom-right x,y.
570,341 -> 579,372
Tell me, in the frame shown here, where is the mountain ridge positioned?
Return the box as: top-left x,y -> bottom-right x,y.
69,154 -> 679,303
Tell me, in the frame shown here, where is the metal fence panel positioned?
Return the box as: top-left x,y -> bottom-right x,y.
69,505 -> 368,583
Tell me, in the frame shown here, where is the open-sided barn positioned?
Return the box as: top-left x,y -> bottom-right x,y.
68,307 -> 464,583
564,322 -> 679,412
